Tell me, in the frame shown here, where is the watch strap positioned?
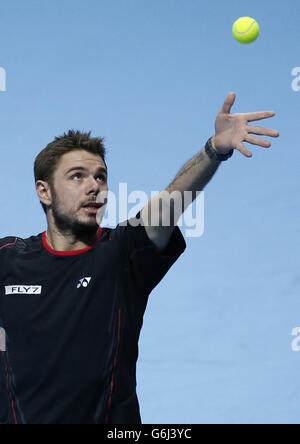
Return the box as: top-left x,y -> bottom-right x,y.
205,137 -> 234,162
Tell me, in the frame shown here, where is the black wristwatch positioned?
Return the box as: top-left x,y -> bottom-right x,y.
205,137 -> 234,162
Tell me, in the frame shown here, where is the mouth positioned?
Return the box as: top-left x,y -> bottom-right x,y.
82,202 -> 105,215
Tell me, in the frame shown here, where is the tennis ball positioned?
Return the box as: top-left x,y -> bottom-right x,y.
232,17 -> 260,44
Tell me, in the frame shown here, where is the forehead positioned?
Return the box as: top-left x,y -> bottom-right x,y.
57,150 -> 106,173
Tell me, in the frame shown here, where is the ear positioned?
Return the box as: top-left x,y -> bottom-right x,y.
36,180 -> 52,207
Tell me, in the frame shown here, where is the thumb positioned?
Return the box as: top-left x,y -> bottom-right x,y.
220,92 -> 236,114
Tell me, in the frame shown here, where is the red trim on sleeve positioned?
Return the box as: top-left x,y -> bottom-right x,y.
42,228 -> 103,256
2,352 -> 18,425
0,238 -> 18,251
105,308 -> 122,424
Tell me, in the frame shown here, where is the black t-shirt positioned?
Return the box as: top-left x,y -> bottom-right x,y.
0,212 -> 186,424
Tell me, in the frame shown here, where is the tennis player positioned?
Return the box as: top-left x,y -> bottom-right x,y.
0,93 -> 279,424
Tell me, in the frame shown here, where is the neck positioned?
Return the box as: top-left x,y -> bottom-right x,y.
46,228 -> 99,252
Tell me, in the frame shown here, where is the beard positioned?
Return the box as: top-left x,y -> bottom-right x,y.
50,185 -> 99,243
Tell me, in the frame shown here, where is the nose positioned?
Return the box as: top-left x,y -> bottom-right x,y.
85,176 -> 101,195
85,176 -> 108,198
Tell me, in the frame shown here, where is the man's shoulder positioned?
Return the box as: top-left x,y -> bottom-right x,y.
0,234 -> 42,253
0,236 -> 18,249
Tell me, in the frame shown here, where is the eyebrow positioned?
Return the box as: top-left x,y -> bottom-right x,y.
65,166 -> 108,177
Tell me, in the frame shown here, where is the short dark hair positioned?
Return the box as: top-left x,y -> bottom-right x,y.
34,129 -> 107,214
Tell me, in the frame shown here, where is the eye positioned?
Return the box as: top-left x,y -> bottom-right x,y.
71,173 -> 82,180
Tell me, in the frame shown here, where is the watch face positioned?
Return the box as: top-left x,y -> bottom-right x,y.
205,139 -> 218,160
206,139 -> 233,161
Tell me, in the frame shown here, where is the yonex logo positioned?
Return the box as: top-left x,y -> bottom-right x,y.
77,277 -> 92,289
5,286 -> 42,295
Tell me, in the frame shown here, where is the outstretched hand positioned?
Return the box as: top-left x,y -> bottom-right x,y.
213,92 -> 280,158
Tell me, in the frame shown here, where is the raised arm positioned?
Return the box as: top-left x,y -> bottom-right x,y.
141,92 -> 280,251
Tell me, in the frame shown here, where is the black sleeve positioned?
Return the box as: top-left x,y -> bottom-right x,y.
114,211 -> 187,296
0,356 -> 9,424
0,322 -> 8,424
0,238 -> 12,424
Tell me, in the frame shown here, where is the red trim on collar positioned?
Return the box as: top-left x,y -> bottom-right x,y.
42,228 -> 103,256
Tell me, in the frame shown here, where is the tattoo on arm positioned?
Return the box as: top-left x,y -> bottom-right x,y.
167,151 -> 206,189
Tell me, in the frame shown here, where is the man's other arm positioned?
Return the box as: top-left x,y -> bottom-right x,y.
141,92 -> 279,252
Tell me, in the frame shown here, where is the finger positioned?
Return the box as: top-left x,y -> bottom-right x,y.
220,92 -> 236,114
246,111 -> 276,122
245,135 -> 271,148
247,125 -> 280,137
236,142 -> 253,158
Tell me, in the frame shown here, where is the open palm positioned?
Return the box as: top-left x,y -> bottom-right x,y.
214,93 -> 280,158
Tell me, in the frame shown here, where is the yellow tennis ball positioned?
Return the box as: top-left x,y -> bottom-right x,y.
232,17 -> 260,44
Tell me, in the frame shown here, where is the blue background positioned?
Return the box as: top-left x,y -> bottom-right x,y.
0,0 -> 299,424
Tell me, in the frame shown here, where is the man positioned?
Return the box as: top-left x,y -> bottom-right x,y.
0,93 -> 279,424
